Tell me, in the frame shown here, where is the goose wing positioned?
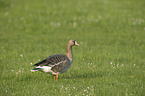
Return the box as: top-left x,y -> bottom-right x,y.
31,54 -> 68,67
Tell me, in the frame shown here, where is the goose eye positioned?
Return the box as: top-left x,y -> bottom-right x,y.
73,41 -> 76,45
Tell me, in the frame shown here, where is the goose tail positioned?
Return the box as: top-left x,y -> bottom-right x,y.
30,68 -> 41,72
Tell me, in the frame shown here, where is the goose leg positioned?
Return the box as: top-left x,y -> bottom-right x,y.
56,74 -> 58,81
54,75 -> 56,80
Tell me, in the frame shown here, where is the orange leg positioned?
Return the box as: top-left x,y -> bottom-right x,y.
54,75 -> 56,79
56,74 -> 58,81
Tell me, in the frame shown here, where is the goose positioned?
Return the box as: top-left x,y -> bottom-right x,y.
30,40 -> 79,80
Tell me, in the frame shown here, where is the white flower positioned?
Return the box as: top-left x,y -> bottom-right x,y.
117,64 -> 119,67
84,90 -> 87,92
30,63 -> 33,65
110,62 -> 112,64
18,69 -> 21,72
121,64 -> 124,67
20,54 -> 23,57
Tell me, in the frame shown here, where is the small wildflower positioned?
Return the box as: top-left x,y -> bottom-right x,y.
134,64 -> 136,66
18,69 -> 21,72
11,70 -> 14,71
30,63 -> 33,65
121,64 -> 124,67
20,54 -> 23,57
110,62 -> 112,64
73,87 -> 75,89
73,22 -> 77,27
117,64 -> 119,67
84,90 -> 87,92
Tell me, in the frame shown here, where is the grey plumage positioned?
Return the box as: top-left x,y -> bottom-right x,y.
31,54 -> 71,73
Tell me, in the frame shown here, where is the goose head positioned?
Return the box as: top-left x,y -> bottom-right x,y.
68,40 -> 79,46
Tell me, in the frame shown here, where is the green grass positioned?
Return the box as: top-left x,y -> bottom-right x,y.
0,0 -> 145,95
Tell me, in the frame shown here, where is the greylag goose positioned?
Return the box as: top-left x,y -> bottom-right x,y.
31,40 -> 79,80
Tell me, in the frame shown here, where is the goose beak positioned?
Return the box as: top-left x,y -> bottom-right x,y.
75,41 -> 79,46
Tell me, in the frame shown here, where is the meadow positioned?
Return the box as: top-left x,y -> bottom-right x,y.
0,0 -> 145,95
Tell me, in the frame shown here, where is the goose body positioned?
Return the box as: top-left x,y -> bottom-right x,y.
31,40 -> 79,80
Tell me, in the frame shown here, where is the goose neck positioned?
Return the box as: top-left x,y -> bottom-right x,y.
66,45 -> 73,61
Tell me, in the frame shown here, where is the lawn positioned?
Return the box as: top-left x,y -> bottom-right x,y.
0,0 -> 145,96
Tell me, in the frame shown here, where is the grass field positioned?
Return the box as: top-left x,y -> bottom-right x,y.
0,0 -> 145,95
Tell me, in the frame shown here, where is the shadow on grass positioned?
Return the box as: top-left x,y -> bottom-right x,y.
17,71 -> 109,81
61,71 -> 108,79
